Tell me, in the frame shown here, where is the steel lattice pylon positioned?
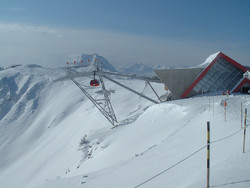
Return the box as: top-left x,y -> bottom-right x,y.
66,61 -> 118,126
65,59 -> 163,126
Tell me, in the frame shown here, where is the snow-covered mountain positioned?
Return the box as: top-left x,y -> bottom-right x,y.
66,53 -> 164,76
66,53 -> 116,72
117,63 -> 164,76
0,64 -> 250,188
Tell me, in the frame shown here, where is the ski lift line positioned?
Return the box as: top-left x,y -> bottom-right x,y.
102,75 -> 159,104
70,72 -> 93,77
98,71 -> 162,83
57,67 -> 162,84
65,62 -> 158,81
146,80 -> 162,103
67,64 -> 90,68
65,69 -> 92,79
66,68 -> 161,83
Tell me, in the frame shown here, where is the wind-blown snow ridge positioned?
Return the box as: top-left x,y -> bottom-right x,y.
198,51 -> 220,68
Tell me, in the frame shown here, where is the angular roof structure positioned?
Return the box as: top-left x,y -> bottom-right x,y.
154,68 -> 203,100
154,52 -> 249,100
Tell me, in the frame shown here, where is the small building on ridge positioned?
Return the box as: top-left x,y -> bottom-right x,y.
154,52 -> 250,100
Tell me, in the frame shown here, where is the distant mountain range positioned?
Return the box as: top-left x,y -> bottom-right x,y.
117,63 -> 165,76
66,53 -> 165,76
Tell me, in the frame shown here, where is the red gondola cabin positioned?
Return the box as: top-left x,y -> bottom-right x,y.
90,79 -> 99,86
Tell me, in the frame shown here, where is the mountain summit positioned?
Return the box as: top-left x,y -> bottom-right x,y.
67,53 -> 116,72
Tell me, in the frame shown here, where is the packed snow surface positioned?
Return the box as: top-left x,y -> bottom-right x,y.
198,52 -> 220,68
0,65 -> 250,188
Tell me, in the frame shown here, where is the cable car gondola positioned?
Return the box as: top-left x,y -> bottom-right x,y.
90,79 -> 99,86
90,71 -> 99,86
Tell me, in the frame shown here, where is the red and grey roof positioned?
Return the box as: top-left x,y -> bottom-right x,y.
181,52 -> 248,98
154,52 -> 249,100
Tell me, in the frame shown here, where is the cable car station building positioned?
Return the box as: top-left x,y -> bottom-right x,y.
154,52 -> 250,100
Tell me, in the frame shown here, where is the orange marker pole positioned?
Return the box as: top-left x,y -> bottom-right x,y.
207,121 -> 210,188
224,101 -> 227,122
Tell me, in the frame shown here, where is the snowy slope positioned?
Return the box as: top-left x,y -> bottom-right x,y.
0,65 -> 250,188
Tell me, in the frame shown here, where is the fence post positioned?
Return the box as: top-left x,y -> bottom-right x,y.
243,108 -> 247,153
207,121 -> 210,188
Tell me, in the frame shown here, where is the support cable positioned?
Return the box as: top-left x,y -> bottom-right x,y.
102,75 -> 159,104
210,128 -> 242,144
134,126 -> 247,188
134,145 -> 207,188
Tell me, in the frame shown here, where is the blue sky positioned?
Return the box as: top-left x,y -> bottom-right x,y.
0,0 -> 249,68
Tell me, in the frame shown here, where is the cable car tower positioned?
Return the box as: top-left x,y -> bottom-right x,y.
66,59 -> 117,125
66,59 -> 162,126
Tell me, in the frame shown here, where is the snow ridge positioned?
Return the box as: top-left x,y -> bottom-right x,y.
198,51 -> 220,68
0,64 -> 250,188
